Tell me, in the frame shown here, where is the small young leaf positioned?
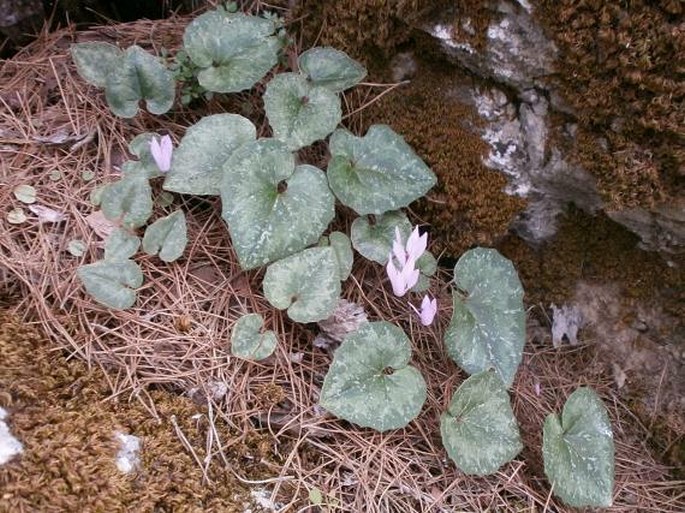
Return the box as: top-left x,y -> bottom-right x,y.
263,72 -> 341,150
77,260 -> 143,310
320,321 -> 427,432
220,139 -> 335,270
67,239 -> 87,257
263,246 -> 341,323
230,313 -> 278,361
104,45 -> 175,118
156,191 -> 174,208
440,370 -> 522,476
7,208 -> 27,224
350,211 -> 412,264
327,125 -> 436,215
416,251 -> 437,276
308,487 -> 324,506
142,210 -> 187,263
543,387 -> 614,507
13,185 -> 37,204
298,47 -> 367,92
70,42 -> 123,87
104,228 -> 140,260
328,231 -> 353,281
81,170 -> 95,182
100,174 -> 153,229
444,248 -> 525,387
183,10 -> 279,93
164,114 -> 256,195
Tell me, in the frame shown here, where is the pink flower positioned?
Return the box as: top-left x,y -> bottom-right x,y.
386,225 -> 427,297
150,134 -> 173,172
410,295 -> 438,326
405,226 -> 427,262
386,255 -> 420,297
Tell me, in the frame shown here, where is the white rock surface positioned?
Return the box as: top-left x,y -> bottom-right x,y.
115,432 -> 141,473
0,407 -> 23,465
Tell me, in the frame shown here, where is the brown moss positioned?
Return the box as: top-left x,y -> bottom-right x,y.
293,0 -> 451,58
359,48 -> 526,255
0,312 -> 274,512
536,0 -> 685,209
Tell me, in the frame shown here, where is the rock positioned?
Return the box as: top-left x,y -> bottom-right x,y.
418,0 -> 685,253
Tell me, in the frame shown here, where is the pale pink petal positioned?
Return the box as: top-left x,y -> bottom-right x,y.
150,135 -> 172,172
406,226 -> 427,262
392,238 -> 407,268
402,260 -> 420,292
386,257 -> 406,297
419,296 -> 437,326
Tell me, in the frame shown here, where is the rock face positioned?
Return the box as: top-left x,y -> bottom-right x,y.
418,0 -> 684,253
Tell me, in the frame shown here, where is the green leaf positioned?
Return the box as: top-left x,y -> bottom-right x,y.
100,174 -> 153,229
543,387 -> 614,507
77,260 -> 143,310
67,239 -> 87,257
104,45 -> 175,118
104,228 -> 140,260
230,313 -> 278,361
440,370 -> 522,476
328,231 -> 353,281
121,132 -> 166,180
320,321 -> 426,432
183,10 -> 279,93
416,251 -> 437,276
13,185 -> 37,204
220,139 -> 335,270
7,208 -> 27,225
142,210 -> 187,262
327,125 -> 436,215
262,246 -> 341,323
308,487 -> 324,506
163,114 -> 256,195
350,211 -> 411,264
410,274 -> 430,293
263,72 -> 341,150
70,42 -> 123,87
444,248 -> 525,387
298,47 -> 367,92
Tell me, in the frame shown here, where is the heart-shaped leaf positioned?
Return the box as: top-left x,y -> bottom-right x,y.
444,248 -> 525,387
440,370 -> 522,476
298,47 -> 367,92
263,246 -> 340,323
543,387 -> 614,507
77,260 -> 143,310
230,313 -> 278,361
70,42 -> 123,87
263,72 -> 341,150
350,211 -> 412,264
142,210 -> 187,262
164,114 -> 256,195
104,45 -> 175,118
416,251 -> 437,276
327,125 -> 436,215
328,232 -> 353,281
320,321 -> 427,432
220,139 -> 335,270
121,132 -> 167,180
100,174 -> 153,229
104,228 -> 140,261
183,10 -> 279,93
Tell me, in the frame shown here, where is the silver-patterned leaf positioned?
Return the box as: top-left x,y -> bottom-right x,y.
444,248 -> 525,388
13,185 -> 37,204
104,45 -> 175,118
164,114 -> 256,195
77,260 -> 143,310
320,321 -> 426,432
328,231 -> 353,281
183,10 -> 279,93
263,72 -> 341,150
220,139 -> 335,270
230,313 -> 278,361
262,246 -> 340,323
350,211 -> 412,264
416,250 -> 437,276
100,174 -> 153,229
70,42 -> 123,87
142,210 -> 187,262
104,228 -> 140,260
298,47 -> 367,92
327,125 -> 436,215
121,132 -> 167,179
440,370 -> 522,476
543,387 -> 614,507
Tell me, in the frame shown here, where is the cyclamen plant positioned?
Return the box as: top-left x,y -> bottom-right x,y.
70,5 -> 614,508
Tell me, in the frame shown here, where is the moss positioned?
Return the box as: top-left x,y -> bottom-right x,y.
358,44 -> 526,256
536,0 -> 684,209
0,312 -> 274,512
